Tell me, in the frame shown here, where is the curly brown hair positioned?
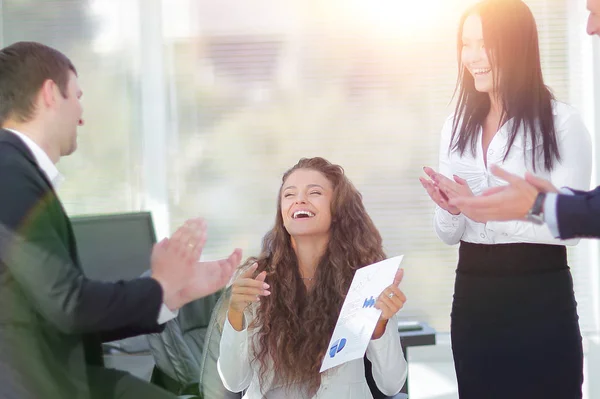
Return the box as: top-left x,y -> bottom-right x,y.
243,157 -> 386,396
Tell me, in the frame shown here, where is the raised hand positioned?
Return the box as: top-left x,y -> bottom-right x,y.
375,268 -> 407,321
371,268 -> 406,340
227,263 -> 271,330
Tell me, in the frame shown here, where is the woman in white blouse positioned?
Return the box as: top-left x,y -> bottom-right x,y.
419,1 -> 591,398
218,157 -> 408,398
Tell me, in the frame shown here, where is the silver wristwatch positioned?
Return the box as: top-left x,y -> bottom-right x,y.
525,192 -> 546,225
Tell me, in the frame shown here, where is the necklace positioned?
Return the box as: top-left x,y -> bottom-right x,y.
301,276 -> 314,280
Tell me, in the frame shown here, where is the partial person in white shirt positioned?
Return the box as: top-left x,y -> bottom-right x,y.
0,41 -> 239,399
218,157 -> 408,399
418,1 -> 591,398
446,0 -> 600,241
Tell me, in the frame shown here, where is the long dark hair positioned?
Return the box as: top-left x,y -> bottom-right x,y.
243,157 -> 385,396
450,0 -> 559,171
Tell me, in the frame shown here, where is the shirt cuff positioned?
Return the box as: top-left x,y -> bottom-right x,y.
544,189 -> 574,239
436,207 -> 462,226
559,187 -> 574,195
157,304 -> 179,325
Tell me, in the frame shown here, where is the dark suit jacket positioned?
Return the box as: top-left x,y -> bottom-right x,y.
0,129 -> 165,399
556,187 -> 600,240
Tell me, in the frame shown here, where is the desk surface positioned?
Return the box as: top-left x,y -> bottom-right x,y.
398,321 -> 436,348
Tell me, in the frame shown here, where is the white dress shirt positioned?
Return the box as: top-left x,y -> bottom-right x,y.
6,128 -> 64,187
4,128 -> 177,324
434,101 -> 592,246
217,311 -> 407,399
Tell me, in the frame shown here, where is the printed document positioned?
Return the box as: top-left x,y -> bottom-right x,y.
320,255 -> 404,373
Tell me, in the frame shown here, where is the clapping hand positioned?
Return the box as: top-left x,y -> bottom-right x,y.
150,218 -> 207,310
419,167 -> 462,215
177,248 -> 243,307
449,165 -> 558,223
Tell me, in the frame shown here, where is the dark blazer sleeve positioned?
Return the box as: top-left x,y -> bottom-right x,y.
99,316 -> 165,343
0,148 -> 164,336
556,186 -> 600,239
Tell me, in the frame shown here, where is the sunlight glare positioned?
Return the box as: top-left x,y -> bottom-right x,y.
349,0 -> 467,37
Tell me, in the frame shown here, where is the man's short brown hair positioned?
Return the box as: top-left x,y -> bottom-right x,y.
0,41 -> 77,124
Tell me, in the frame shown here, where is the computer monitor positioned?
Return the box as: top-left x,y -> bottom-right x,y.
70,211 -> 156,282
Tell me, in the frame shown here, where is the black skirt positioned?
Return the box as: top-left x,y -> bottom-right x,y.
451,241 -> 583,399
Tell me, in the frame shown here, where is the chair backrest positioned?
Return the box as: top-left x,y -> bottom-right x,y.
146,290 -> 222,389
146,287 -> 241,399
198,286 -> 242,399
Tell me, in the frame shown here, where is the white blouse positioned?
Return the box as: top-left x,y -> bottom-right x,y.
217,311 -> 407,399
434,101 -> 592,246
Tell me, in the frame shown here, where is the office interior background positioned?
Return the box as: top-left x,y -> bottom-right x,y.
1,0 -> 598,398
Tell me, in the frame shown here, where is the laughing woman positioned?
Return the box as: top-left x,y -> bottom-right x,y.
419,1 -> 591,398
218,157 -> 408,398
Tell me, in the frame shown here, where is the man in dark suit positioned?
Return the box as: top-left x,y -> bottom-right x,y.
448,0 -> 600,239
0,41 -> 241,398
